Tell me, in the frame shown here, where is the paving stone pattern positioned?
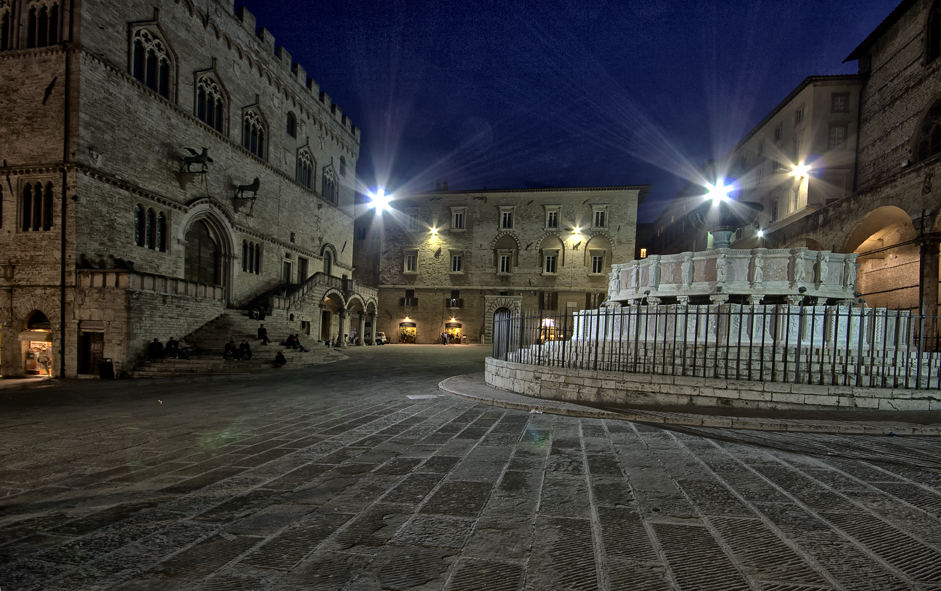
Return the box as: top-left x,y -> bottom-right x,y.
1,345 -> 941,590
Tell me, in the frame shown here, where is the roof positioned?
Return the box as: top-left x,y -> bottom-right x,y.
845,0 -> 916,62
414,185 -> 653,204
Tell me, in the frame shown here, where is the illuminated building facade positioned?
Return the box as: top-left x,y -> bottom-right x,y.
645,75 -> 863,256
353,185 -> 648,344
0,0 -> 370,377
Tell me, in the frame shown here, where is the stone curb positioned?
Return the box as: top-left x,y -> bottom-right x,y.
439,373 -> 941,435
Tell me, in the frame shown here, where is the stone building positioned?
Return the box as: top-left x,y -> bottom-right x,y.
0,0 -> 375,378
353,185 -> 649,344
645,75 -> 863,255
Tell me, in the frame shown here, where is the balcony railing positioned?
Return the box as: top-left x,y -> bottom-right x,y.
401,297 -> 419,307
446,298 -> 463,308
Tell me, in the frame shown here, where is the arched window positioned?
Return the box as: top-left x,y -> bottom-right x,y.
323,251 -> 332,276
196,76 -> 225,133
242,240 -> 248,272
247,241 -> 255,273
145,209 -> 155,249
21,184 -> 32,232
157,212 -> 167,251
286,112 -> 297,137
322,167 -> 337,204
26,3 -> 58,49
242,110 -> 266,159
241,240 -> 261,274
297,151 -> 314,189
0,1 -> 16,52
916,100 -> 941,162
339,156 -> 347,177
132,29 -> 171,99
930,2 -> 941,64
254,244 -> 261,273
135,205 -> 145,246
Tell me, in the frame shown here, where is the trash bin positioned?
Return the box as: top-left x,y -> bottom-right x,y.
98,358 -> 115,380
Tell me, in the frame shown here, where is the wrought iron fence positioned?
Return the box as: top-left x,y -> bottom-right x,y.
492,305 -> 941,390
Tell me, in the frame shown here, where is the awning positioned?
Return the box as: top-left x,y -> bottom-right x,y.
79,320 -> 106,333
445,322 -> 462,329
399,322 -> 417,328
19,331 -> 52,342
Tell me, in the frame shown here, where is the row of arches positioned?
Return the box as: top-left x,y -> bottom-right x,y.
0,1 -> 60,52
134,205 -> 167,251
22,182 -> 53,232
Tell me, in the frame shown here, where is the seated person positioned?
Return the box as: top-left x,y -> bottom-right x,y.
223,339 -> 237,360
284,334 -> 298,349
291,335 -> 309,352
275,351 -> 287,367
178,338 -> 193,360
165,337 -> 180,358
239,339 -> 252,360
148,338 -> 164,360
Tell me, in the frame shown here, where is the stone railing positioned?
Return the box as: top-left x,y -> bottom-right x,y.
609,247 -> 859,305
269,272 -> 379,310
76,270 -> 226,301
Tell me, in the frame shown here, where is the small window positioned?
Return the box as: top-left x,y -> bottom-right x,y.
498,251 -> 513,274
639,248 -> 647,259
828,125 -> 847,150
355,226 -> 367,240
451,207 -> 466,230
450,253 -> 463,273
774,125 -> 782,142
539,291 -> 558,310
795,106 -> 804,125
756,167 -> 763,188
404,251 -> 417,273
590,253 -> 605,274
544,251 -> 558,274
135,204 -> 145,247
831,92 -> 850,113
500,207 -> 514,229
757,141 -> 764,156
286,112 -> 297,137
592,206 -> 607,228
771,198 -> 779,222
407,211 -> 420,230
793,137 -> 802,161
339,156 -> 347,177
22,181 -> 53,232
546,210 -> 559,229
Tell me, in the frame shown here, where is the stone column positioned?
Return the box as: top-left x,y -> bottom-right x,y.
918,237 -> 941,318
365,313 -> 375,345
334,309 -> 348,348
358,312 -> 366,346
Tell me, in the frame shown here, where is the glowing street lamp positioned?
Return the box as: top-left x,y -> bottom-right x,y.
706,179 -> 733,204
368,187 -> 392,212
791,162 -> 810,178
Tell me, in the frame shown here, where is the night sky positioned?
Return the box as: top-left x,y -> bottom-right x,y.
239,0 -> 900,220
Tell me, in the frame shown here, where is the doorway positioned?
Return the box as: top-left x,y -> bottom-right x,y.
282,261 -> 293,285
79,333 -> 104,375
184,220 -> 219,285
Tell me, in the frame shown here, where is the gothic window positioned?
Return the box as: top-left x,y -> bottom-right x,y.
22,182 -> 52,232
286,112 -> 297,137
929,2 -> 941,64
196,75 -> 225,133
916,100 -> 941,162
135,205 -> 144,246
296,150 -> 314,189
0,1 -> 15,51
323,250 -> 332,275
26,2 -> 58,49
145,208 -> 155,249
132,29 -> 171,99
242,109 -> 266,159
322,167 -> 337,204
157,213 -> 166,251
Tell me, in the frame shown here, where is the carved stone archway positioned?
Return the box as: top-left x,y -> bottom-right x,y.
483,295 -> 522,345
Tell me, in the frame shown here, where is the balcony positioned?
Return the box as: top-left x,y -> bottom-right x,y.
401,297 -> 419,307
446,298 -> 464,309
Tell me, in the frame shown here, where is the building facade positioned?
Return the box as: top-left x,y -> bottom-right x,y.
645,75 -> 863,256
0,0 -> 374,378
353,185 -> 648,344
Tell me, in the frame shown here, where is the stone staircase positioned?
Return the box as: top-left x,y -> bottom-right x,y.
129,310 -> 345,378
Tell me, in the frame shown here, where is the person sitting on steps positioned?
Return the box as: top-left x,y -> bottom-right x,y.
274,351 -> 287,367
258,324 -> 271,345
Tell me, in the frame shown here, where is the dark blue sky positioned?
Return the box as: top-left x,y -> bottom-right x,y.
240,0 -> 899,220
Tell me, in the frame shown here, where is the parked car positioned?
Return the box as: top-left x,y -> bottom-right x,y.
375,332 -> 388,345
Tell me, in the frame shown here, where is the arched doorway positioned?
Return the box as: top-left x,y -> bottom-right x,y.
842,206 -> 918,309
185,220 -> 219,285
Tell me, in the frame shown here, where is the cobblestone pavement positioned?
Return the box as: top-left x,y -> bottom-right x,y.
2,345 -> 941,590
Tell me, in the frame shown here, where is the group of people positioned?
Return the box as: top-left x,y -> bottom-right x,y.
438,332 -> 457,345
148,337 -> 193,360
248,307 -> 267,320
223,339 -> 253,361
283,334 -> 309,352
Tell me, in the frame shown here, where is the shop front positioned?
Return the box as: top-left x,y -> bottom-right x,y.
20,330 -> 53,377
445,321 -> 462,344
398,321 -> 417,343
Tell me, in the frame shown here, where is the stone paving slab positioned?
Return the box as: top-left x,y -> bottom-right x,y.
1,345 -> 940,590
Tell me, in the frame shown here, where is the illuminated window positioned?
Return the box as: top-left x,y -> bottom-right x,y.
639,248 -> 647,259
407,211 -> 420,230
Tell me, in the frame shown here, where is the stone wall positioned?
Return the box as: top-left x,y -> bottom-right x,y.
486,358 -> 941,412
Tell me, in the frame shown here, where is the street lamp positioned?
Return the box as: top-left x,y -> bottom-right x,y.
368,187 -> 392,212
